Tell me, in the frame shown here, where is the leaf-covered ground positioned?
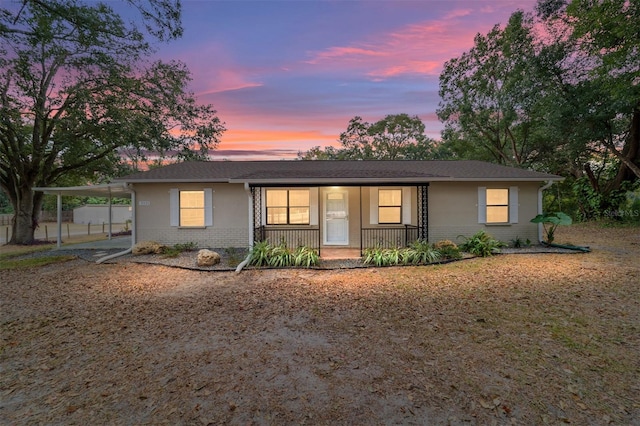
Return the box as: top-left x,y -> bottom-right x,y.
1,223 -> 639,424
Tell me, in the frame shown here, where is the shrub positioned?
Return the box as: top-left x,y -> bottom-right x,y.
292,246 -> 319,267
363,241 -> 441,267
458,230 -> 505,257
433,240 -> 462,260
530,212 -> 572,243
249,240 -> 318,268
267,241 -> 293,268
162,241 -> 198,258
248,240 -> 271,267
406,239 -> 441,264
362,247 -> 389,267
510,236 -> 531,248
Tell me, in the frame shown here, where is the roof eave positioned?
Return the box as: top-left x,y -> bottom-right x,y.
115,178 -> 230,184
230,176 -> 563,185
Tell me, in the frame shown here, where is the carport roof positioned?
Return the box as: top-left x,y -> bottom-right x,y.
33,183 -> 132,199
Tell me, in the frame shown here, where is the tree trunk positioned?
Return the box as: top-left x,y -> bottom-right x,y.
610,108 -> 640,189
9,187 -> 40,245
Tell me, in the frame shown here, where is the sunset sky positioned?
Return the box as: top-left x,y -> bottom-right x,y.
153,0 -> 538,160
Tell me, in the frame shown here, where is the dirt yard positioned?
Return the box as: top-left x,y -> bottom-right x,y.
1,223 -> 639,424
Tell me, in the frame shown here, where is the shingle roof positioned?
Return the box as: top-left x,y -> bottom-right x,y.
115,160 -> 562,184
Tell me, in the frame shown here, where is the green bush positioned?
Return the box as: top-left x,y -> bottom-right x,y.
363,241 -> 442,267
249,240 -> 318,268
530,212 -> 572,243
433,239 -> 462,260
510,236 -> 531,248
162,241 -> 198,258
292,246 -> 320,267
406,239 -> 441,264
458,230 -> 505,257
267,241 -> 293,268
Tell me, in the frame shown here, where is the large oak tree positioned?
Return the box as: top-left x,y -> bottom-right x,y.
0,0 -> 225,244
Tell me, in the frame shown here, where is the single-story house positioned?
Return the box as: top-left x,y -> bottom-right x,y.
111,160 -> 561,255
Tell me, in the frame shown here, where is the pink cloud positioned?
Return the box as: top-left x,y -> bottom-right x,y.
304,2 -> 537,80
161,42 -> 263,96
197,69 -> 263,96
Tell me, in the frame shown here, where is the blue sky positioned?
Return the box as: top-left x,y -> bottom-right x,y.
152,0 -> 538,159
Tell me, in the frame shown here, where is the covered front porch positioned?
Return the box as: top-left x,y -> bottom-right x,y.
250,184 -> 429,257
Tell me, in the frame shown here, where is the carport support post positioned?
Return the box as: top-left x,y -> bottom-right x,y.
56,192 -> 62,249
107,192 -> 112,240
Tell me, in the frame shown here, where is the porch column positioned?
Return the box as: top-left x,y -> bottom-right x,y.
251,186 -> 263,242
418,184 -> 429,241
107,191 -> 112,240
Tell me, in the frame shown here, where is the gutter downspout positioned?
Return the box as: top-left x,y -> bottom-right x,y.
537,180 -> 554,243
235,182 -> 254,273
97,183 -> 135,264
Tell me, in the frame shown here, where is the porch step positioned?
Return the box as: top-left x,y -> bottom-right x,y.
320,248 -> 361,260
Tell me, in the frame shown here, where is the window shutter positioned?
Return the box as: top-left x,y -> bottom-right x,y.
204,188 -> 213,226
170,188 -> 179,226
509,186 -> 519,224
402,187 -> 411,224
309,187 -> 319,225
369,187 -> 378,224
478,187 -> 487,224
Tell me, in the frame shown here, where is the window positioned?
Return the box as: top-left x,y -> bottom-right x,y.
179,190 -> 205,227
378,189 -> 402,224
170,188 -> 212,227
266,189 -> 310,225
485,188 -> 509,223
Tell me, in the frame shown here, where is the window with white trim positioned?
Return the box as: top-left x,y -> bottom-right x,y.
485,188 -> 509,223
266,189 -> 310,225
180,190 -> 205,227
170,188 -> 213,227
378,189 -> 402,224
478,187 -> 519,225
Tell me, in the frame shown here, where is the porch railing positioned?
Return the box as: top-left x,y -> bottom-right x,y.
254,226 -> 321,251
253,224 -> 422,255
361,225 -> 421,250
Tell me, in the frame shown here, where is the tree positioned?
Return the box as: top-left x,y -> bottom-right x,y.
438,1 -> 639,218
534,0 -> 640,216
0,1 -> 225,244
437,11 -> 557,169
300,114 -> 437,160
557,0 -> 640,182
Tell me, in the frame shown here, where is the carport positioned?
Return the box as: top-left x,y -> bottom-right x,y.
33,183 -> 133,249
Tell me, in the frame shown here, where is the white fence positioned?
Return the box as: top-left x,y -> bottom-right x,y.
73,205 -> 132,224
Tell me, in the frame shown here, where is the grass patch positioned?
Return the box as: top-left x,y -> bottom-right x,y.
0,245 -> 53,261
0,255 -> 76,271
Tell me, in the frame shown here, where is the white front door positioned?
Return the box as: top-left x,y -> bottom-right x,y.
324,190 -> 349,245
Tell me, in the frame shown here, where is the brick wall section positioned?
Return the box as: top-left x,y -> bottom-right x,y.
133,182 -> 250,249
137,227 -> 249,249
428,181 -> 541,245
